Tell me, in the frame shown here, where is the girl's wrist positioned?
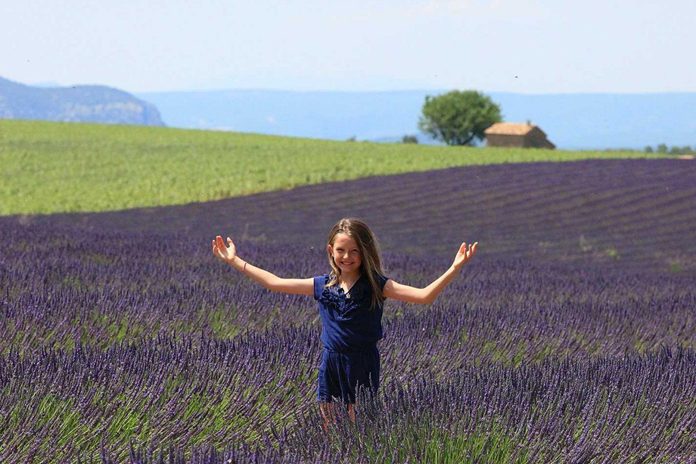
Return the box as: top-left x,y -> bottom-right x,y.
231,257 -> 247,273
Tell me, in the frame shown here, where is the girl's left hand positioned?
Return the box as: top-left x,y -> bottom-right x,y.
452,242 -> 478,269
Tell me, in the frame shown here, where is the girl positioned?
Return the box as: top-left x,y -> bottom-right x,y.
212,217 -> 477,431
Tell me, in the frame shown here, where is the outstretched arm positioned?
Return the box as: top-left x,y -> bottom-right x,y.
383,242 -> 478,305
212,235 -> 314,296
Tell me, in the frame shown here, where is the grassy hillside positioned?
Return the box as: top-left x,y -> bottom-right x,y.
0,119 -> 661,215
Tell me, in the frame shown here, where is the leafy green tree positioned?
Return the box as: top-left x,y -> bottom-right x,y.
402,135 -> 419,144
418,90 -> 502,146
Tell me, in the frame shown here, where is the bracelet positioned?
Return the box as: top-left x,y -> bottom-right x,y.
243,261 -> 247,273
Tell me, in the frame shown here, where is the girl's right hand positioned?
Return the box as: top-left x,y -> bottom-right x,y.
212,235 -> 236,264
452,241 -> 478,269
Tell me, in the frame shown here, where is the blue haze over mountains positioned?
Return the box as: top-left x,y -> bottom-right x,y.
138,89 -> 696,150
1,75 -> 693,150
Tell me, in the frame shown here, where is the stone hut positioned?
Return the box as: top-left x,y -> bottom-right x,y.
484,122 -> 555,149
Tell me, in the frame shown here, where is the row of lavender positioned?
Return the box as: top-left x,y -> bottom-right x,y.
1,219 -> 695,462
2,330 -> 694,463
2,222 -> 694,357
14,159 -> 696,274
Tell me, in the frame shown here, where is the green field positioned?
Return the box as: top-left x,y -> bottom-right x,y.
1,119 -> 661,215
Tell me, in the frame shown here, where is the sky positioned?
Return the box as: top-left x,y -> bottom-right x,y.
2,0 -> 695,94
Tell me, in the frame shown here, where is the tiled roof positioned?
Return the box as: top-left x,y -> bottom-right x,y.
484,122 -> 535,136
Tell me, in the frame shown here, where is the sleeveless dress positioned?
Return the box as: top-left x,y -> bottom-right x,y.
313,273 -> 389,403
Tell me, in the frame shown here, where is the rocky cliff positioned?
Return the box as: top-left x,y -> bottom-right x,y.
0,77 -> 164,126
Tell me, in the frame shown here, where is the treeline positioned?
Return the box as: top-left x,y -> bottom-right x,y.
644,144 -> 695,155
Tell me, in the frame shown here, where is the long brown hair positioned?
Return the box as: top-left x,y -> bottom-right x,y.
326,218 -> 385,309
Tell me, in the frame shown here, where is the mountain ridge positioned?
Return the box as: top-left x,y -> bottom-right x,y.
0,76 -> 164,126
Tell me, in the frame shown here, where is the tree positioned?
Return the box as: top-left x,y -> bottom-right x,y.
401,135 -> 419,144
418,90 -> 502,146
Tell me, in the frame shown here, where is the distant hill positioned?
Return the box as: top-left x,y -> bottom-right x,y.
0,76 -> 163,126
137,89 -> 696,149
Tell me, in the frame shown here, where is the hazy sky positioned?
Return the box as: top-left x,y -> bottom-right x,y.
2,0 -> 695,93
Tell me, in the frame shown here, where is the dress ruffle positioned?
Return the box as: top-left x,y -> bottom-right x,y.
319,280 -> 367,317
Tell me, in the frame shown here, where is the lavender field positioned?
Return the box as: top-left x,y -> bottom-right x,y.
1,159 -> 695,462
21,159 -> 696,274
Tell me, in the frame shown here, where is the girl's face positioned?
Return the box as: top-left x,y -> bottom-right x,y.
328,233 -> 362,275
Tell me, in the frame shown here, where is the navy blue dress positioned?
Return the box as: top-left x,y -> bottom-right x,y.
313,273 -> 389,403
